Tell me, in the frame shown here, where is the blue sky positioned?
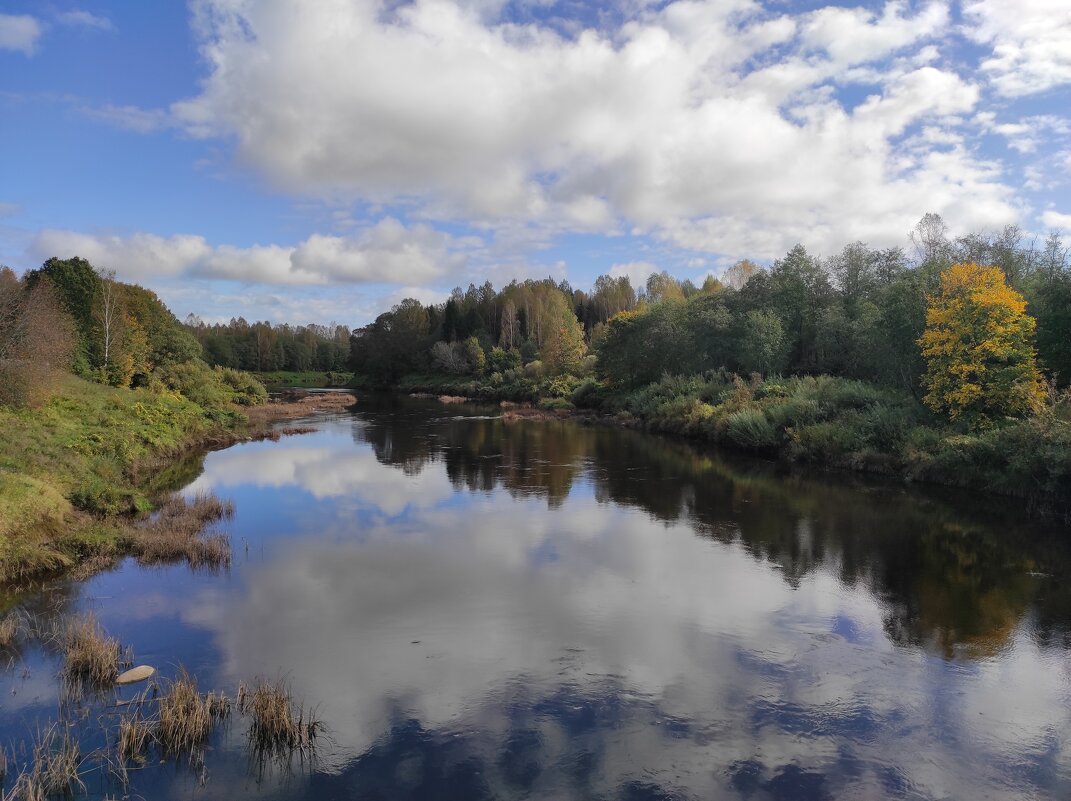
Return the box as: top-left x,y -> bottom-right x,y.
1,0 -> 1070,325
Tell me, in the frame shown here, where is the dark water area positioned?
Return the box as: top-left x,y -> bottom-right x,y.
3,394 -> 1071,800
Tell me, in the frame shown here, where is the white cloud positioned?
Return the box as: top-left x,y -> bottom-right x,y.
29,218 -> 471,286
964,0 -> 1071,96
1042,210 -> 1071,230
800,1 -> 949,67
55,10 -> 113,31
0,14 -> 42,54
166,0 -> 1017,258
608,261 -> 659,287
0,202 -> 20,218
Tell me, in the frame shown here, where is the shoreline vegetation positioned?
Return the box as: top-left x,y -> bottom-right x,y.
0,256 -> 359,587
390,371 -> 1071,516
0,373 -> 355,587
0,608 -> 322,797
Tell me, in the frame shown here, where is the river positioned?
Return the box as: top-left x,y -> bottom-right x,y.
2,394 -> 1070,800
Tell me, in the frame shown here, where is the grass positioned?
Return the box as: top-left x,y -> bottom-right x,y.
157,670 -> 230,756
0,374 -> 276,585
59,612 -> 122,687
5,724 -> 84,801
239,678 -> 323,756
132,492 -> 234,570
254,370 -> 354,389
116,712 -> 154,764
0,613 -> 17,649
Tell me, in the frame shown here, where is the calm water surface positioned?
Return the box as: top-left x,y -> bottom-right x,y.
3,395 -> 1071,800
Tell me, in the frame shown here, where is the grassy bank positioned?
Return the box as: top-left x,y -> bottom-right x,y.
0,376 -> 354,585
0,376 -> 237,582
386,370 -> 1071,514
254,370 -> 354,389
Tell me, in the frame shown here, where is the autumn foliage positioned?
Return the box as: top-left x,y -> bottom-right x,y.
918,262 -> 1045,427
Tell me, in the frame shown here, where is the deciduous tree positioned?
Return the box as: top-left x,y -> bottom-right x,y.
918,262 -> 1045,426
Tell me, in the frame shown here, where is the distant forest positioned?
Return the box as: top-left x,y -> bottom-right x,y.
182,316 -> 351,374
347,214 -> 1071,401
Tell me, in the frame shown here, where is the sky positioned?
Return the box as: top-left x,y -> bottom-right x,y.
1,0 -> 1070,326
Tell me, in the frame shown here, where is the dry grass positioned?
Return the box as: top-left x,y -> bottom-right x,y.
132,492 -> 233,570
5,724 -> 84,801
117,712 -> 154,764
60,613 -> 121,686
157,671 -> 230,756
0,613 -> 17,649
238,678 -> 323,756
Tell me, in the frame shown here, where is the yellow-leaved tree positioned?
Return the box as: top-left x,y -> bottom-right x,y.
918,262 -> 1045,427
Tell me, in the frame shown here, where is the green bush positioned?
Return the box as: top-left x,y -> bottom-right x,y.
154,361 -> 266,410
215,367 -> 267,406
723,407 -> 778,450
538,397 -> 575,411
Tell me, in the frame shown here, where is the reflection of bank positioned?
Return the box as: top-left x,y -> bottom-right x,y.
349,396 -> 1071,658
193,450 -> 1069,801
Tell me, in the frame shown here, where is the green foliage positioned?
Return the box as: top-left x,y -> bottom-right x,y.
724,407 -> 778,450
155,361 -> 266,412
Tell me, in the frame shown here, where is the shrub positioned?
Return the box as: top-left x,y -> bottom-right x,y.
723,407 -> 778,450
538,397 -> 575,411
215,367 -> 267,406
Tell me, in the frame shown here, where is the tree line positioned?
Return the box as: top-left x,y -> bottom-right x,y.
0,257 -> 264,409
182,316 -> 350,374
349,214 -> 1070,426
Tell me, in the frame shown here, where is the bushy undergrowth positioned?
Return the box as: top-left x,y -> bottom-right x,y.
380,366 -> 1071,509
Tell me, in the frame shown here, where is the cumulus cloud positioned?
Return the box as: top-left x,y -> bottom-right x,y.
1042,210 -> 1071,230
29,218 -> 470,286
964,0 -> 1071,96
164,0 -> 1020,257
608,261 -> 660,287
0,14 -> 42,54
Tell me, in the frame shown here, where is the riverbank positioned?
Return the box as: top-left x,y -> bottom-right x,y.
253,370 -> 355,389
0,376 -> 355,585
387,370 -> 1071,515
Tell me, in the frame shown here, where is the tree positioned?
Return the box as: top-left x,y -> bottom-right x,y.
95,268 -> 124,381
645,271 -> 684,303
736,310 -> 786,376
0,270 -> 75,406
918,262 -> 1045,427
540,291 -> 586,375
724,259 -> 760,290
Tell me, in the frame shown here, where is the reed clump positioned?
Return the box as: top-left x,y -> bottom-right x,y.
6,724 -> 84,801
59,613 -> 121,686
117,712 -> 154,764
238,679 -> 323,755
132,492 -> 233,569
157,671 -> 230,755
0,613 -> 17,649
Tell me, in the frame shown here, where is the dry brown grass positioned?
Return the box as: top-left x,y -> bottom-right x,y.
5,724 -> 84,801
116,712 -> 154,764
0,613 -> 17,649
132,492 -> 233,570
157,670 -> 230,756
60,613 -> 120,686
238,678 -> 323,756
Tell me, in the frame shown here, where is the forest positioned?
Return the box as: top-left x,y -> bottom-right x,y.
348,214 -> 1071,506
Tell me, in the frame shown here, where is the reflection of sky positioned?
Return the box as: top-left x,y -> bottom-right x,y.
2,416 -> 1070,800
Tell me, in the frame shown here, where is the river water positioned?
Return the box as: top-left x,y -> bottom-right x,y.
2,395 -> 1071,800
